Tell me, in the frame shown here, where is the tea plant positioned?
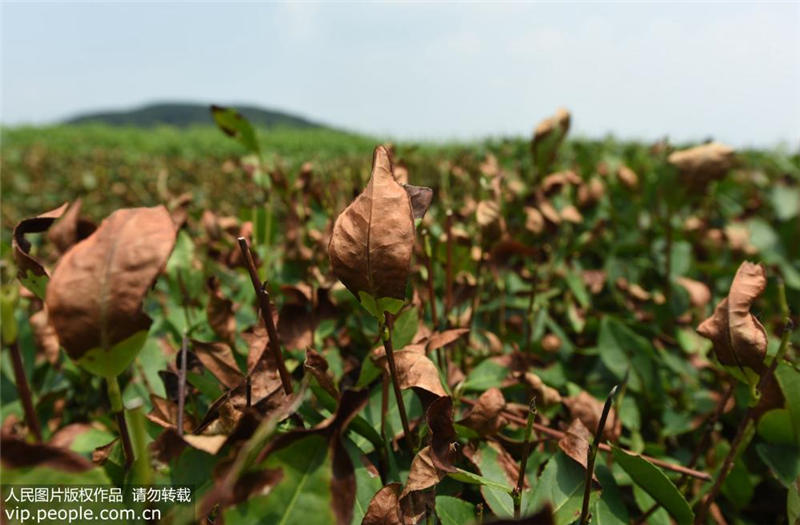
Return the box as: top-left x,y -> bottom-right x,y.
1,106 -> 798,525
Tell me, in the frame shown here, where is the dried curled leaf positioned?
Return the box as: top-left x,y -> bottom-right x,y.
676,277 -> 712,309
12,203 -> 69,298
521,371 -> 562,406
305,348 -> 339,399
426,328 -> 469,352
617,165 -> 639,189
403,184 -> 434,219
558,418 -> 599,482
45,206 -> 176,377
329,146 -> 431,301
563,391 -> 621,441
697,261 -> 767,371
458,387 -> 507,436
374,344 -> 447,397
531,108 -> 571,174
192,340 -> 244,390
668,142 -> 735,185
29,307 -> 60,365
426,396 -> 457,472
363,483 -> 403,525
399,446 -> 445,524
48,199 -> 96,254
524,207 -> 545,234
1,434 -> 94,472
206,277 -> 236,343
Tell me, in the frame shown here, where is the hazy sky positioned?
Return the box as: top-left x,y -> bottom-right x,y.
2,2 -> 799,147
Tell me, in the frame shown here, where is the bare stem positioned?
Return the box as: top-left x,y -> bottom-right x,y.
512,398 -> 537,519
237,237 -> 293,395
664,201 -> 673,312
107,376 -> 134,469
444,210 -> 454,323
422,229 -> 438,330
579,384 -> 619,525
9,342 -> 42,442
680,382 -> 735,490
177,334 -> 188,436
382,313 -> 414,450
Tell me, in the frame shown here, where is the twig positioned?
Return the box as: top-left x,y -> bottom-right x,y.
422,229 -> 439,330
579,384 -> 619,525
9,342 -> 42,441
460,397 -> 711,481
681,382 -> 735,488
444,210 -> 454,324
237,237 -> 293,395
107,376 -> 134,469
512,397 -> 537,519
177,334 -> 188,436
382,313 -> 414,450
695,290 -> 793,524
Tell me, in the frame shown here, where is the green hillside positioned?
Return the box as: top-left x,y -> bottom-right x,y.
64,102 -> 326,129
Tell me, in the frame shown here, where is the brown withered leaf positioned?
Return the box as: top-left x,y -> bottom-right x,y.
458,387 -> 507,436
92,439 -> 118,465
521,372 -> 562,406
1,434 -> 94,472
29,307 -> 60,365
538,200 -> 561,224
48,199 -> 96,254
49,423 -> 93,449
363,483 -> 403,525
563,391 -> 621,441
242,315 -> 279,372
206,277 -> 236,342
192,340 -> 244,389
697,261 -> 767,371
12,203 -> 69,297
426,396 -> 457,472
182,434 -> 229,455
399,446 -> 445,523
531,108 -> 571,174
617,165 -> 639,189
558,418 -> 598,482
524,207 -> 545,234
541,171 -> 581,193
477,200 -> 501,227
668,142 -> 735,185
329,145 -> 428,301
560,205 -> 583,224
541,333 -> 562,353
45,206 -> 177,371
677,277 -> 712,309
581,270 -> 606,294
426,328 -> 469,352
146,395 -> 196,433
305,348 -> 339,399
167,192 -> 193,229
403,184 -> 434,219
278,302 -> 314,350
374,343 -> 447,397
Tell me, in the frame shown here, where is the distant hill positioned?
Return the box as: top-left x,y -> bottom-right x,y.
65,102 -> 326,129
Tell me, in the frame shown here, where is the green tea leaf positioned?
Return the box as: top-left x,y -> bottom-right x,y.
210,105 -> 260,157
435,495 -> 475,525
611,446 -> 693,525
224,434 -> 335,525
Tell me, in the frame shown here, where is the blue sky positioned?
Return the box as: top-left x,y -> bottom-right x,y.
2,2 -> 798,147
